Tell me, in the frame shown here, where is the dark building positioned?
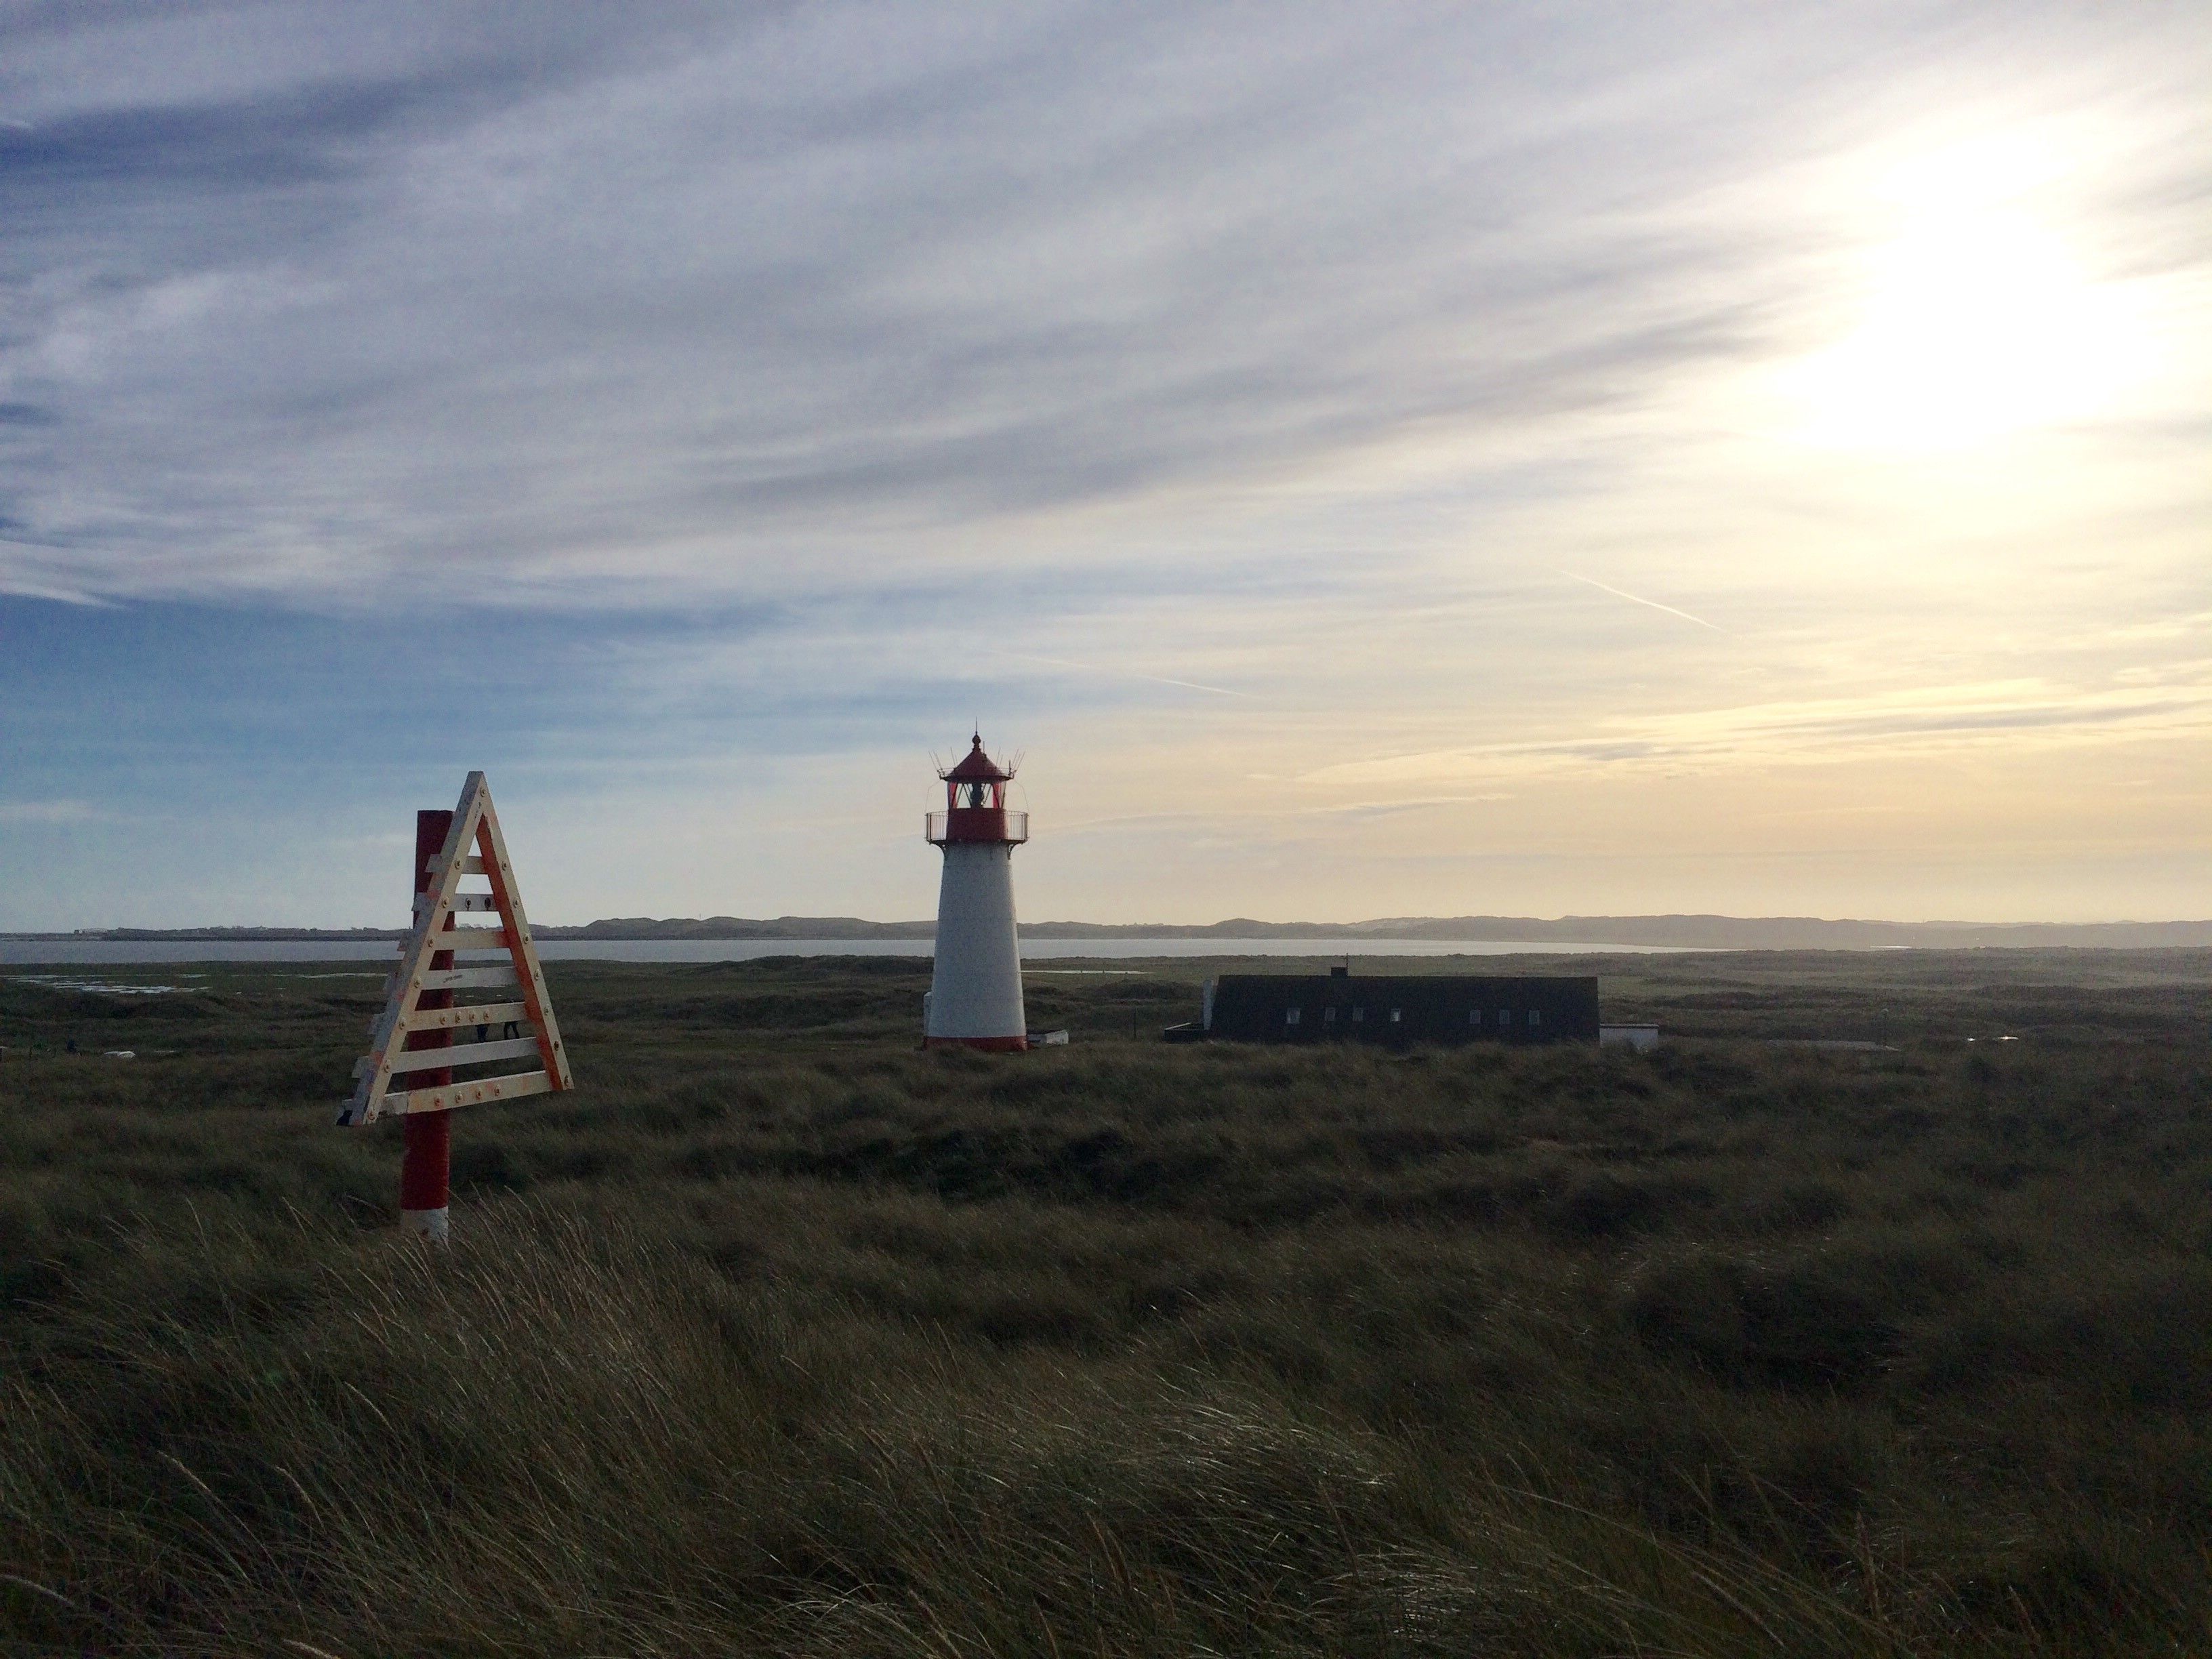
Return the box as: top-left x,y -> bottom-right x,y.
1166,966 -> 1600,1046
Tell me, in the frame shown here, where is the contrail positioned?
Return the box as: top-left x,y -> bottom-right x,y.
1006,651 -> 1252,698
1560,571 -> 1725,632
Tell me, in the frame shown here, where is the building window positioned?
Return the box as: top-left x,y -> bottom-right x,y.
1529,1009 -> 1542,1026
1468,1008 -> 1481,1025
1389,1008 -> 1402,1023
1286,1007 -> 1300,1026
1324,1006 -> 1336,1024
1498,1010 -> 1511,1027
1351,1006 -> 1364,1023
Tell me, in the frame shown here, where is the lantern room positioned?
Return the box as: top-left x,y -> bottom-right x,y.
927,734 -> 1029,846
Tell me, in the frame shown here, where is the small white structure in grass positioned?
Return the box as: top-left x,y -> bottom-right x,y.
923,734 -> 1029,1051
1600,1025 -> 1660,1052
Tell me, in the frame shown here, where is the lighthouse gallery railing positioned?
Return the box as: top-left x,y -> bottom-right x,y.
926,810 -> 1028,844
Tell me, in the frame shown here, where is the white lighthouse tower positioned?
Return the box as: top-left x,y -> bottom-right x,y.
924,734 -> 1028,1050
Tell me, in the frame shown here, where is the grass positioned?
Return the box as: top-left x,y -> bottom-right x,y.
1,947 -> 2209,1654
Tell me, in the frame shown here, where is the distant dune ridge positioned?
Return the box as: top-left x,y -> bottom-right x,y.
9,915 -> 2211,948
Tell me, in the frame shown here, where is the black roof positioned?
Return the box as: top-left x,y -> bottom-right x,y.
1203,972 -> 1599,1044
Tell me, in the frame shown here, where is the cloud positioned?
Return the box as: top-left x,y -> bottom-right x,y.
0,798 -> 105,824
1004,651 -> 1249,700
1559,571 -> 1725,632
2,5 -> 2209,928
21,3 -> 2182,606
1300,674 -> 2212,789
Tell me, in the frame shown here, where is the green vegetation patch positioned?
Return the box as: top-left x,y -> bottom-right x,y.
1,949 -> 2209,1654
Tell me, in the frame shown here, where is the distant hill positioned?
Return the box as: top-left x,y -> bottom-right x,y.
9,916 -> 2210,949
548,916 -> 937,940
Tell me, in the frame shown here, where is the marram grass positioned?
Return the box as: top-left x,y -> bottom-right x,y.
2,949 -> 2208,1654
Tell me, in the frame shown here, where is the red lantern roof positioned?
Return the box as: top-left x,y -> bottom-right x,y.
942,733 -> 1011,782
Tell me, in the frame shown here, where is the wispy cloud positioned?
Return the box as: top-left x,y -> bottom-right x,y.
1005,651 -> 1250,699
20,5 -> 2190,607
0,798 -> 104,825
1560,571 -> 1725,633
1301,675 -> 2212,787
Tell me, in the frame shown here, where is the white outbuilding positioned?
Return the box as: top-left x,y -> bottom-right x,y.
922,734 -> 1029,1050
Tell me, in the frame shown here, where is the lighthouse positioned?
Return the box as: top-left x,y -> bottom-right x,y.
924,734 -> 1029,1050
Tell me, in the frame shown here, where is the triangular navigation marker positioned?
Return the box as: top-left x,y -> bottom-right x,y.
339,772 -> 573,1126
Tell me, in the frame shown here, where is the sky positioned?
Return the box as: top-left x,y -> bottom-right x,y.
2,1 -> 2207,930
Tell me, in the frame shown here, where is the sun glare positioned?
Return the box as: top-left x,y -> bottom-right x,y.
1788,143 -> 2154,451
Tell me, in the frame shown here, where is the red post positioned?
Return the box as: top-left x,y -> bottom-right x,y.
399,808 -> 455,1243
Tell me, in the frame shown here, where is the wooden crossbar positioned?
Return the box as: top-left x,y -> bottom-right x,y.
416,964 -> 519,991
387,1069 -> 555,1115
368,1035 -> 545,1077
438,927 -> 512,951
414,892 -> 499,916
401,1000 -> 531,1033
